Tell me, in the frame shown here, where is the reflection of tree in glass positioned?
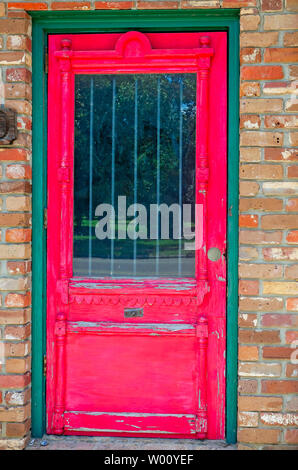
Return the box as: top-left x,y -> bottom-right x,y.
74,74 -> 196,266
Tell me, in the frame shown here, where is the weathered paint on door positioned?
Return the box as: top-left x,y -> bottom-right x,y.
46,32 -> 227,438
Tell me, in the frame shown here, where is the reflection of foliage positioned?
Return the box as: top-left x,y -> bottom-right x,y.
74,74 -> 196,267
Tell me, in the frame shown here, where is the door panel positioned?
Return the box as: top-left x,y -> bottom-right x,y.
46,31 -> 227,438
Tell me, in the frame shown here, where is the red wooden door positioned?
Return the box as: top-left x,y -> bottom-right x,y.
46,32 -> 227,438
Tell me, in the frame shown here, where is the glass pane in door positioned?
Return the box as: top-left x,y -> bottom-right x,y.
73,74 -> 196,278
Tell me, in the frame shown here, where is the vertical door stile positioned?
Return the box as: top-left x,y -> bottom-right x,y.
88,77 -> 94,277
52,38 -> 73,434
155,77 -> 161,276
195,36 -> 213,437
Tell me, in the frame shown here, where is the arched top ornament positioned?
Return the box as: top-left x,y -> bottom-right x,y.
115,31 -> 152,58
54,31 -> 214,72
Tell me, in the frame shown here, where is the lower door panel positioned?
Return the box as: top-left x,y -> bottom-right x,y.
63,322 -> 199,436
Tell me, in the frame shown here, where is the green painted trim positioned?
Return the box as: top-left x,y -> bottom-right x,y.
31,10 -> 239,442
226,20 -> 240,445
31,22 -> 47,437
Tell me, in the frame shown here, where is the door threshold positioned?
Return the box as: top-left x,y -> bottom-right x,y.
26,435 -> 236,450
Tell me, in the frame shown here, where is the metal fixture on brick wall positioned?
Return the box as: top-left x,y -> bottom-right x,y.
0,106 -> 17,144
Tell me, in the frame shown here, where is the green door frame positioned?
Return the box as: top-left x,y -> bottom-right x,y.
31,9 -> 239,443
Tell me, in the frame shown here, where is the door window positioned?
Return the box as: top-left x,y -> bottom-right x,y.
74,74 -> 196,278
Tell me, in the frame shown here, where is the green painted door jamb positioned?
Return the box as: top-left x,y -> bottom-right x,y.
31,9 -> 239,443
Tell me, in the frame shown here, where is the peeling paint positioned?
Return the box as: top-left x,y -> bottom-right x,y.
69,321 -> 195,333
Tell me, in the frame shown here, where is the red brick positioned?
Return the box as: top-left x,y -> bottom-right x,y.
260,413 -> 298,426
94,1 -> 134,9
285,330 -> 298,344
287,231 -> 298,244
264,148 -> 298,162
239,198 -> 283,211
239,345 -> 259,361
239,263 -> 282,279
240,181 -> 260,196
5,389 -> 30,406
286,0 -> 298,10
286,364 -> 298,378
181,0 -> 221,7
239,296 -> 283,311
261,314 -> 298,328
0,213 -> 31,227
239,280 -> 259,295
241,66 -> 283,80
264,115 -> 298,129
284,32 -> 298,47
239,362 -> 281,377
138,1 -> 179,8
239,314 -> 258,328
0,181 -> 31,194
0,373 -> 30,389
265,48 -> 298,63
0,309 -> 30,325
238,428 -> 280,444
5,341 -> 30,357
264,14 -> 298,30
240,14 -> 260,31
5,100 -> 31,115
7,10 -> 31,19
5,292 -> 31,309
286,199 -> 298,211
239,329 -> 280,343
261,0 -> 282,10
51,1 -> 91,9
6,357 -> 30,374
238,396 -> 283,411
240,82 -> 260,97
6,420 -> 30,438
239,230 -> 282,244
264,81 -> 298,95
285,264 -> 298,279
8,2 -> 48,9
262,215 -> 298,230
261,380 -> 298,394
6,68 -> 31,83
240,115 -> 261,129
223,0 -> 256,5
6,164 -> 31,180
17,116 -> 32,131
285,430 -> 298,444
0,149 -> 29,161
240,148 -> 261,161
239,214 -> 258,227
7,261 -> 31,275
6,35 -> 31,51
240,47 -> 261,64
263,247 -> 298,261
287,298 -> 298,311
0,19 -> 30,35
240,99 -> 283,114
240,164 -> 283,180
238,379 -> 258,394
289,132 -> 298,147
238,411 -> 258,427
262,347 -> 292,359
289,65 -> 298,80
6,229 -> 31,243
240,32 -> 279,47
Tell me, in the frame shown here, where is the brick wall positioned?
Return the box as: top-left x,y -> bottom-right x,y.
0,0 -> 297,451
